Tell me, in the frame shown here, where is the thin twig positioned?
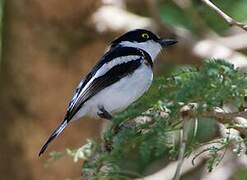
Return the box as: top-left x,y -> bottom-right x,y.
173,104 -> 195,180
174,129 -> 186,180
202,0 -> 247,31
173,104 -> 247,180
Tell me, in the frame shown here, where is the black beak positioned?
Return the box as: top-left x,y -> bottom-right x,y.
158,39 -> 178,47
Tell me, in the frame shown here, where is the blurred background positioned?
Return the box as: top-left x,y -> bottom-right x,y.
0,0 -> 247,179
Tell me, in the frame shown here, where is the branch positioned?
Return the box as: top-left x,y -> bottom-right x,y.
171,104 -> 247,138
172,104 -> 247,180
204,108 -> 247,137
173,129 -> 186,180
174,104 -> 197,180
202,0 -> 247,31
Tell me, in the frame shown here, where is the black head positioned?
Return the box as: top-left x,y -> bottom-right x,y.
111,29 -> 177,48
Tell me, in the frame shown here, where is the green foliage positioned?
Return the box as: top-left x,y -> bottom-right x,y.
77,60 -> 247,179
160,1 -> 200,34
159,0 -> 247,34
196,0 -> 247,33
234,167 -> 247,180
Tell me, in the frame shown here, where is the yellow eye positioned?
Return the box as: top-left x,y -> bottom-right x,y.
141,33 -> 149,39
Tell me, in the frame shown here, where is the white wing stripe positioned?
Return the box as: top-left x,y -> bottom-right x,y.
94,55 -> 140,78
71,55 -> 142,108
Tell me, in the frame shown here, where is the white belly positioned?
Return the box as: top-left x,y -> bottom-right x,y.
74,64 -> 153,119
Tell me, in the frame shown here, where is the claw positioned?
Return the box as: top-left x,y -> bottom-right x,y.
97,105 -> 113,120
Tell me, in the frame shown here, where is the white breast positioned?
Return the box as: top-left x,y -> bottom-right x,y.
74,64 -> 153,119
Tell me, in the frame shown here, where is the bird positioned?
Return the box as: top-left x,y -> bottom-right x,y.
39,29 -> 177,156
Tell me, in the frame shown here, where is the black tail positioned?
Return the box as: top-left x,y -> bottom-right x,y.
39,120 -> 68,156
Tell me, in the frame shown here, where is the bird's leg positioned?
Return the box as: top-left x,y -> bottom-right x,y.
97,105 -> 113,120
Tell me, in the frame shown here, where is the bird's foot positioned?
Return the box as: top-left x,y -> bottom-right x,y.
97,105 -> 113,120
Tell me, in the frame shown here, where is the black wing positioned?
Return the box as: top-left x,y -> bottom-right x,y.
65,56 -> 143,121
38,47 -> 151,156
64,46 -> 152,122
